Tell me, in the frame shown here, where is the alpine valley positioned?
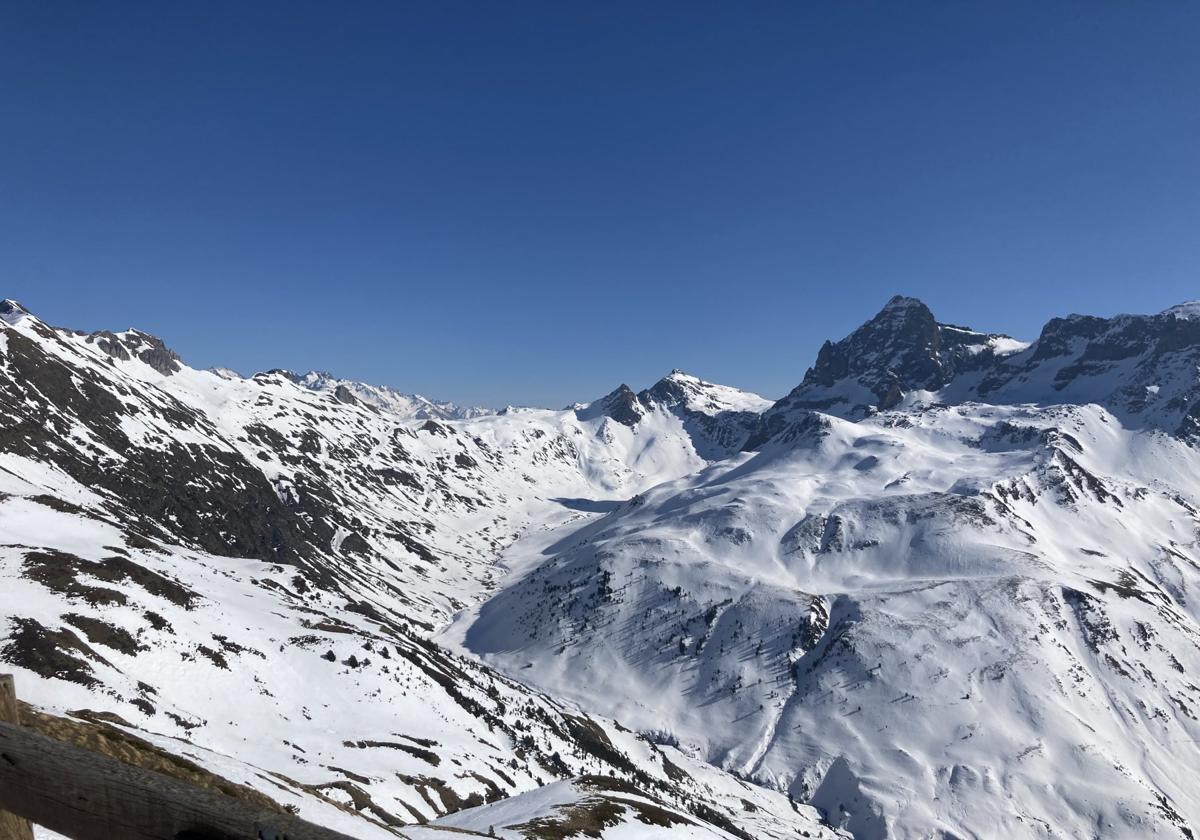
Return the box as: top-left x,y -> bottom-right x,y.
2,294 -> 1200,839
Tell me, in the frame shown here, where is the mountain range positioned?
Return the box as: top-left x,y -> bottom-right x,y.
2,294 -> 1199,838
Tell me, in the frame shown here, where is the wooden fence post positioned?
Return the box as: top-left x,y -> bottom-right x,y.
0,675 -> 34,840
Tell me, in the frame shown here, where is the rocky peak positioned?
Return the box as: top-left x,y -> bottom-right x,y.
575,383 -> 645,427
1020,305 -> 1200,369
745,296 -> 1029,438
791,295 -> 1010,413
971,303 -> 1200,438
802,296 -> 940,393
639,370 -> 703,409
332,384 -> 360,405
752,296 -> 1200,446
878,293 -> 934,317
0,299 -> 33,325
85,328 -> 183,375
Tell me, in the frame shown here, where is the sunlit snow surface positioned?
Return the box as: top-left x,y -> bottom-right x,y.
0,303 -> 832,838
5,295 -> 1200,838
451,402 -> 1200,838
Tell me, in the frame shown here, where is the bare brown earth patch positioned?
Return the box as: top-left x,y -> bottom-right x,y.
61,613 -> 146,656
22,549 -> 197,608
1,617 -> 108,687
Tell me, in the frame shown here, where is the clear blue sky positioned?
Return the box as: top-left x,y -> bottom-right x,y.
2,2 -> 1198,407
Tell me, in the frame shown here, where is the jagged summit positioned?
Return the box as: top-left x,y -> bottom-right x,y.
1,299 -> 186,374
764,295 -> 1014,420
574,373 -> 771,458
750,294 -> 1200,445
575,383 -> 644,426
81,328 -> 183,375
292,369 -> 336,386
878,293 -> 933,314
641,369 -> 704,405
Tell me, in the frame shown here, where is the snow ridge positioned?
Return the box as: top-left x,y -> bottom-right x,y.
288,370 -> 496,420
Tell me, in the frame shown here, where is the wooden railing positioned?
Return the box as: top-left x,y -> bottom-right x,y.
0,675 -> 359,840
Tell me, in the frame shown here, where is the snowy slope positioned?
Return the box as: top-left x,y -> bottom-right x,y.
6,292 -> 1200,839
455,401 -> 1200,837
450,297 -> 1200,839
0,493 -> 833,838
0,300 -> 766,627
0,299 -> 823,838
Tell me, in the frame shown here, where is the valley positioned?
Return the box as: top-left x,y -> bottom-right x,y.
2,295 -> 1199,838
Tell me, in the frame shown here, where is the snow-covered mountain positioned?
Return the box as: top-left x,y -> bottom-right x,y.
3,293 -> 1200,838
448,296 -> 1200,838
0,299 -> 825,838
758,295 -> 1200,438
285,370 -> 496,421
575,370 -> 773,460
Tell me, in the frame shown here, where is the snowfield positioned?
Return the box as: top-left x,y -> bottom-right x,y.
3,294 -> 1200,838
452,401 -> 1200,837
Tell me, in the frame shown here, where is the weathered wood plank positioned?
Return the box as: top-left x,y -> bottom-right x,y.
0,677 -> 18,724
0,675 -> 34,840
0,716 -> 378,840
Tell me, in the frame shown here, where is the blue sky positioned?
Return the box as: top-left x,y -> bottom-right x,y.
2,2 -> 1198,406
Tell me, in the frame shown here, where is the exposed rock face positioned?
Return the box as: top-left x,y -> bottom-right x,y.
0,325 -> 315,569
84,328 -> 183,374
760,295 -> 1018,423
804,296 -> 949,395
751,295 -> 1200,445
332,384 -> 359,405
640,368 -> 737,410
974,306 -> 1200,437
577,384 -> 645,427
